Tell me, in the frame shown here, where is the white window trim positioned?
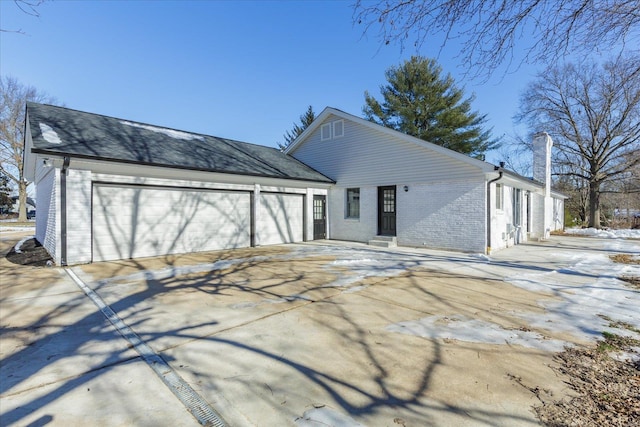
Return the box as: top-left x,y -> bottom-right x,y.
332,120 -> 344,138
346,187 -> 360,219
496,183 -> 504,211
321,123 -> 332,141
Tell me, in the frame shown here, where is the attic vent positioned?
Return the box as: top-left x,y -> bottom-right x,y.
321,120 -> 344,141
39,123 -> 62,144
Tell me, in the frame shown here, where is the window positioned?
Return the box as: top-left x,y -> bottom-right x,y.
513,189 -> 521,225
333,120 -> 344,138
321,120 -> 344,140
496,183 -> 504,210
321,123 -> 332,141
346,188 -> 360,219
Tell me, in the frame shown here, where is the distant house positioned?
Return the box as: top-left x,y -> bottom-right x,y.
10,196 -> 36,217
23,103 -> 565,265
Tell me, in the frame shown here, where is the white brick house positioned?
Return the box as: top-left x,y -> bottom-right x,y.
23,103 -> 565,265
23,103 -> 333,265
286,108 -> 566,254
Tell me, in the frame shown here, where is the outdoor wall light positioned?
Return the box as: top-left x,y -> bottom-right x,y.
403,185 -> 409,192
43,158 -> 51,167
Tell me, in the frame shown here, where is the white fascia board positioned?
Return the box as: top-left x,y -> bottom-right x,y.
485,170 -> 544,193
23,112 -> 37,181
286,107 -> 496,174
67,158 -> 334,190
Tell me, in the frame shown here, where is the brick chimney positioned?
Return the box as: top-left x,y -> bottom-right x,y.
531,133 -> 553,239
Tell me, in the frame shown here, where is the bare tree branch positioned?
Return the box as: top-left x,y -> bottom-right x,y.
354,0 -> 640,80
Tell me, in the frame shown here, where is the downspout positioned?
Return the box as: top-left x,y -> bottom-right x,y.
60,156 -> 70,265
486,164 -> 503,255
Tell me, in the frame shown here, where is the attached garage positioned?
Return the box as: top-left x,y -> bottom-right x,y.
92,184 -> 252,262
257,193 -> 304,246
23,103 -> 333,265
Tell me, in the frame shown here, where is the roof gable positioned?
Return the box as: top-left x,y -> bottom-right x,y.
285,107 -> 496,173
25,103 -> 333,183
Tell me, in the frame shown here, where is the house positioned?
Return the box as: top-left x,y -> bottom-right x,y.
23,103 -> 565,265
23,103 -> 333,265
284,108 -> 566,253
9,196 -> 36,217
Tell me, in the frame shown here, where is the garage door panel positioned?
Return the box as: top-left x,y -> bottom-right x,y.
93,185 -> 251,261
257,193 -> 303,246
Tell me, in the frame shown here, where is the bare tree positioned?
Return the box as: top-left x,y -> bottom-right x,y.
353,0 -> 640,79
518,55 -> 640,228
1,0 -> 47,34
0,76 -> 56,221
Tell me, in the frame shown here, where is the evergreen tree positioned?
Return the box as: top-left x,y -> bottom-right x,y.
0,173 -> 12,214
364,56 -> 498,158
279,105 -> 316,150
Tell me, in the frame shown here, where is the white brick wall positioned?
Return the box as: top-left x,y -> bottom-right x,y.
329,180 -> 487,253
397,180 -> 486,253
328,186 -> 377,242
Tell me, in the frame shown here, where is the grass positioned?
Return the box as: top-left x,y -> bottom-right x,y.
610,253 -> 640,265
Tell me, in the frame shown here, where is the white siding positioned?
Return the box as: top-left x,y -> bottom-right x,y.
35,166 -> 57,262
257,193 -> 304,246
291,114 -> 485,187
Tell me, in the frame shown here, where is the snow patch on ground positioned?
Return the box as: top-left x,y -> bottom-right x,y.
566,227 -> 640,239
506,251 -> 640,342
295,407 -> 364,426
387,314 -> 567,352
0,226 -> 35,233
13,235 -> 35,254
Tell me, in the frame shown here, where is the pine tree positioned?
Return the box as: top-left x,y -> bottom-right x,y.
279,105 -> 316,150
364,56 -> 498,158
0,173 -> 13,215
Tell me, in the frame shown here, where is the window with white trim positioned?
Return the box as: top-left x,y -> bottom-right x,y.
346,188 -> 360,219
333,120 -> 344,138
320,120 -> 344,141
321,123 -> 332,141
496,183 -> 504,210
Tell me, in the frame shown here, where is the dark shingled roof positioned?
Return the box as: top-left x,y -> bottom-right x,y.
26,102 -> 333,183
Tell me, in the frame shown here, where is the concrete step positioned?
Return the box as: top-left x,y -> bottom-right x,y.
368,236 -> 397,248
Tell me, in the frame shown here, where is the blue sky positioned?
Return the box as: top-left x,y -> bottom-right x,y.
1,0 -> 545,163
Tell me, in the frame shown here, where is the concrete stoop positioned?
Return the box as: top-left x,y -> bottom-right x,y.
368,235 -> 397,248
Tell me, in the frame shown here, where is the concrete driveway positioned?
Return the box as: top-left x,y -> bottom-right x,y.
2,230 -> 639,426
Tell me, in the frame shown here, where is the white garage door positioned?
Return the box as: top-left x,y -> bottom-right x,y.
93,184 -> 251,262
257,193 -> 304,246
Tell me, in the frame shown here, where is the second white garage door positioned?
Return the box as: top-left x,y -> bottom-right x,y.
257,193 -> 304,246
92,184 -> 251,262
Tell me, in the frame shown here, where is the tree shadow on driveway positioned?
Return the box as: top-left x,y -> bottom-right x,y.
2,242 -> 564,426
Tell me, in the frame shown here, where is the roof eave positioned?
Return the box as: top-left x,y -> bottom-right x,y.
29,148 -> 336,185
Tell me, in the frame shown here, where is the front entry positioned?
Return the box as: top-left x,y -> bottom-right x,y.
378,186 -> 396,236
313,195 -> 327,239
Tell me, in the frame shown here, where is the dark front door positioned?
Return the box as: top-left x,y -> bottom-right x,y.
378,186 -> 396,236
313,195 -> 326,239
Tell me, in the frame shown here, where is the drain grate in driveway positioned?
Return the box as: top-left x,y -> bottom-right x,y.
65,268 -> 226,427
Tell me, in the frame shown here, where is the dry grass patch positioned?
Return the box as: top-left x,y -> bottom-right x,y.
610,253 -> 640,265
535,332 -> 640,427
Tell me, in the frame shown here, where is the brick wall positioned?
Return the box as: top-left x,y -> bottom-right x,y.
397,180 -> 486,253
